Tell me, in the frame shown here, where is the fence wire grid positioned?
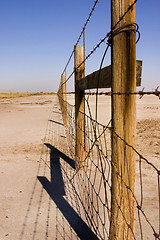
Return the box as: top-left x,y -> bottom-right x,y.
19,0 -> 160,239
56,88 -> 160,239
56,0 -> 160,238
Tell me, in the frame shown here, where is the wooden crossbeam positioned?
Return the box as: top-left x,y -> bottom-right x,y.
76,60 -> 142,91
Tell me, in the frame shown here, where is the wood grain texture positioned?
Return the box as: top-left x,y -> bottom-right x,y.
76,60 -> 142,91
74,45 -> 86,170
109,0 -> 136,239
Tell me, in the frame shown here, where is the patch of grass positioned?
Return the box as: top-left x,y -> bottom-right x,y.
0,92 -> 57,99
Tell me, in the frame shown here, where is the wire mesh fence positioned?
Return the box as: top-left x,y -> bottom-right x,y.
56,91 -> 160,239
19,0 -> 160,239
56,0 -> 160,237
18,94 -> 159,240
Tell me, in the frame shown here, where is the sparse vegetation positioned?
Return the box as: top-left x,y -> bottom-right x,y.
0,92 -> 56,99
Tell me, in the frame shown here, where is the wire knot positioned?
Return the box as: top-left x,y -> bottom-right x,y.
108,23 -> 140,45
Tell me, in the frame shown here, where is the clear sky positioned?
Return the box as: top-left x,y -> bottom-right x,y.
0,0 -> 159,92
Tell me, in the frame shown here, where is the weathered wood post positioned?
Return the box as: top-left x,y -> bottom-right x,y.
61,73 -> 67,127
57,79 -> 62,112
74,44 -> 85,170
61,74 -> 66,102
110,0 -> 136,239
57,74 -> 67,128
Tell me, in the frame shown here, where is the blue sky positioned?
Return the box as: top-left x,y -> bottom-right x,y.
0,0 -> 159,92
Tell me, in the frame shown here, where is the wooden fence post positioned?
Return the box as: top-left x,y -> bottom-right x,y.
61,74 -> 66,102
61,74 -> 67,127
74,44 -> 85,170
110,0 -> 136,239
57,74 -> 67,128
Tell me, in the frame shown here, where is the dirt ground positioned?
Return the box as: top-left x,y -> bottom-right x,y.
0,94 -> 159,240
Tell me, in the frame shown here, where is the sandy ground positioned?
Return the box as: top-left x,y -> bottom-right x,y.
0,94 -> 159,240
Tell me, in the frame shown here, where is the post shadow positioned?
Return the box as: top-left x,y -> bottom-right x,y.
44,143 -> 75,169
38,143 -> 98,240
49,119 -> 64,126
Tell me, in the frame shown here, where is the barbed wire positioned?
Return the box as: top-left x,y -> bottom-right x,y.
59,23 -> 140,91
62,0 -> 99,75
57,0 -> 160,239
60,34 -> 109,88
19,0 -> 160,239
87,88 -> 160,99
59,0 -> 140,92
111,0 -> 138,31
60,88 -> 160,99
57,93 -> 160,239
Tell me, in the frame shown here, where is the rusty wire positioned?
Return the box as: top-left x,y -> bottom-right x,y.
57,93 -> 160,239
85,88 -> 160,99
57,0 -> 160,239
60,88 -> 160,99
59,0 -> 140,91
62,0 -> 99,75
111,0 -> 138,32
19,1 -> 160,239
